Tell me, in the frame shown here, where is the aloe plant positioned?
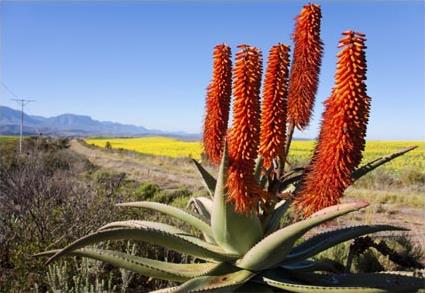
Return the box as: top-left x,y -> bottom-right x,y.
36,3 -> 424,291
36,143 -> 424,292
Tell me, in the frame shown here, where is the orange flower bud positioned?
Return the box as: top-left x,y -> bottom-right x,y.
203,44 -> 232,165
259,44 -> 291,168
295,31 -> 370,216
287,4 -> 323,130
227,45 -> 265,213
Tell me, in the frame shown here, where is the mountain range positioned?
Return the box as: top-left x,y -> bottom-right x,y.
0,106 -> 199,138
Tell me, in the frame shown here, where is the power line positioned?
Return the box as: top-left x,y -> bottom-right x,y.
12,98 -> 36,154
1,81 -> 18,98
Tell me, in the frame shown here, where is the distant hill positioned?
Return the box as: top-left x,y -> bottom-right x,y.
0,106 -> 199,138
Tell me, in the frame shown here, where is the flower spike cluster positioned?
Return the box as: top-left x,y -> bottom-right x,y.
259,44 -> 291,168
227,45 -> 265,213
203,44 -> 232,165
295,31 -> 371,217
287,3 -> 323,130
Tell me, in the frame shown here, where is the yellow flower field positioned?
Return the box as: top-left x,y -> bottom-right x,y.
87,136 -> 203,160
86,137 -> 424,173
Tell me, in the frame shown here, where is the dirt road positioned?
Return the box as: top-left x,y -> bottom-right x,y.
70,139 -> 204,192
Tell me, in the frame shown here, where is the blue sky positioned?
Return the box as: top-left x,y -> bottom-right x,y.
1,0 -> 424,140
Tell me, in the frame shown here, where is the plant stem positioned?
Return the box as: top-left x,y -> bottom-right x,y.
281,121 -> 295,174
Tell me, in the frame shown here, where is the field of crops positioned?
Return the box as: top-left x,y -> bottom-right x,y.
86,137 -> 424,173
86,136 -> 203,160
0,136 -> 18,142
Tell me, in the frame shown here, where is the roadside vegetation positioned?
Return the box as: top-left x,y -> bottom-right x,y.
85,137 -> 425,208
0,137 -> 196,293
0,137 -> 423,292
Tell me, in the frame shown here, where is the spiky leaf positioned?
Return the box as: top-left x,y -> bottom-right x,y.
254,156 -> 264,183
352,146 -> 417,182
45,227 -> 237,265
98,220 -> 190,235
187,197 -> 216,243
37,248 -> 217,282
280,260 -> 342,273
192,159 -> 217,197
172,269 -> 255,293
263,199 -> 291,235
188,197 -> 213,221
234,282 -> 275,292
211,144 -> 263,255
116,201 -> 213,238
283,225 -> 406,264
261,271 -> 425,292
237,201 -> 369,271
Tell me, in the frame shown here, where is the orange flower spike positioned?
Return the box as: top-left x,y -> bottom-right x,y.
202,44 -> 232,165
227,45 -> 265,213
259,44 -> 291,168
295,31 -> 370,217
287,3 -> 323,130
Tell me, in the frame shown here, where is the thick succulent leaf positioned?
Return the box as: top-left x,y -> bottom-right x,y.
259,173 -> 269,190
279,168 -> 305,190
281,167 -> 305,180
260,270 -> 424,292
98,220 -> 190,235
37,248 -> 217,282
211,144 -> 263,255
187,197 -> 216,243
280,260 -> 342,273
234,282 -> 275,292
116,201 -> 213,238
283,225 -> 406,264
307,202 -> 367,219
150,287 -> 179,293
352,146 -> 417,182
263,199 -> 291,235
192,159 -> 216,197
277,271 -> 424,292
171,269 -> 255,293
97,220 -> 218,248
237,201 -> 369,271
45,227 -> 238,265
254,156 -> 264,183
188,197 -> 213,221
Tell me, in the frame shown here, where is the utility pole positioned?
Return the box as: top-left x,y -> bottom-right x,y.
12,99 -> 35,154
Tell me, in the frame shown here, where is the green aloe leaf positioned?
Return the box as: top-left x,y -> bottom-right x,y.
237,201 -> 369,271
97,220 -> 219,248
306,202 -> 366,218
280,260 -> 342,273
150,287 -> 179,293
211,144 -> 263,255
254,156 -> 264,183
188,197 -> 213,221
98,220 -> 190,235
116,201 -> 213,238
187,196 -> 215,243
45,227 -> 238,265
234,282 -> 275,292
264,271 -> 425,293
259,273 -> 384,292
37,248 -> 217,282
279,167 -> 305,190
192,159 -> 216,197
352,146 -> 417,182
172,269 -> 255,293
283,225 -> 406,264
263,199 -> 291,235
